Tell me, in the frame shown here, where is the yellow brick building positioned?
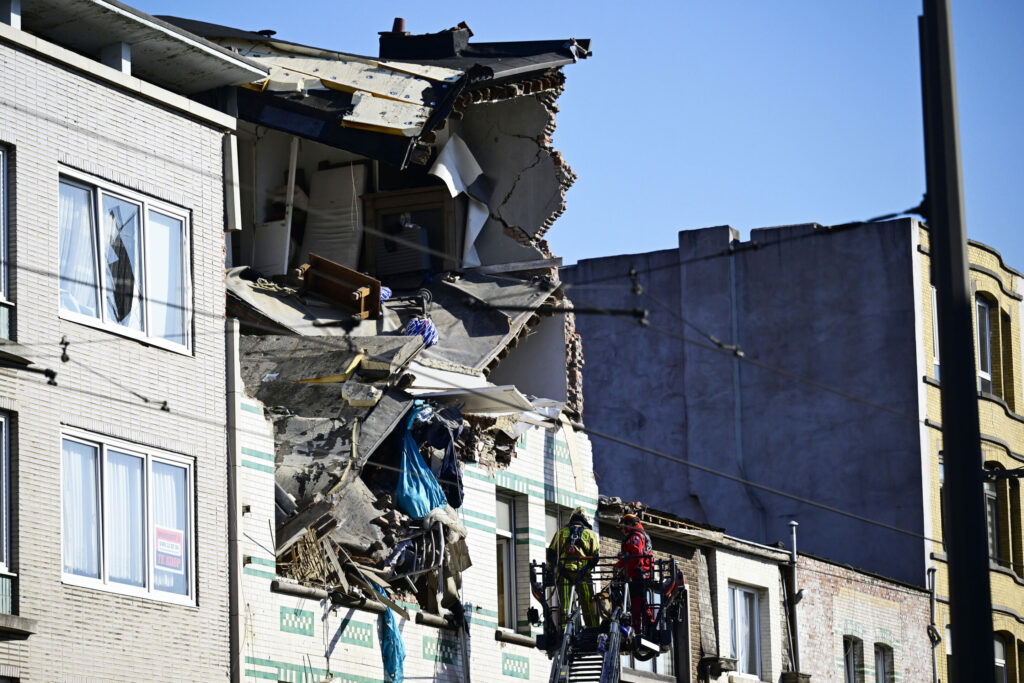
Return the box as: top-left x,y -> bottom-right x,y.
920,227 -> 1024,682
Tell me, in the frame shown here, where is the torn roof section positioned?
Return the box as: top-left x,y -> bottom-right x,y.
227,264 -> 562,379
161,16 -> 588,168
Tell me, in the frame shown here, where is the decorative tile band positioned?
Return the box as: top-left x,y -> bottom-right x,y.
502,652 -> 531,679
423,635 -> 459,664
241,403 -> 264,415
243,567 -> 276,580
464,466 -> 597,509
280,606 -> 314,636
242,446 -> 275,462
244,656 -> 383,683
336,620 -> 374,649
242,460 -> 274,474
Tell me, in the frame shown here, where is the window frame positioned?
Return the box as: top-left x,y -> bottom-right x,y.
57,169 -> 193,354
874,643 -> 893,683
495,493 -> 517,630
0,414 -> 8,574
931,285 -> 940,380
60,429 -> 196,606
844,635 -> 864,683
984,476 -> 1002,563
976,295 -> 993,393
994,635 -> 1007,683
728,583 -> 762,678
0,146 -> 7,304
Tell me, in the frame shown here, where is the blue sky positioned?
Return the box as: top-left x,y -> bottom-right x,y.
139,1 -> 1024,268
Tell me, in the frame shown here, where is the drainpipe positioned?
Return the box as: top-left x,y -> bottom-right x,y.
226,318 -> 244,683
788,521 -> 802,674
927,566 -> 939,683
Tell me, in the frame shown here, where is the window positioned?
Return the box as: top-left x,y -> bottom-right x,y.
0,414 -> 8,572
977,295 -> 993,393
938,452 -> 946,548
0,147 -> 8,340
1000,310 -> 1015,410
624,589 -> 674,676
61,432 -> 193,602
931,286 -> 940,380
729,584 -> 761,677
985,477 -> 1002,563
874,643 -> 893,683
994,635 -> 1007,683
496,493 -> 516,629
844,636 -> 864,683
58,173 -> 191,350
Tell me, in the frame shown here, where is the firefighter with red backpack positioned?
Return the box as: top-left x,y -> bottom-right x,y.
615,512 -> 654,634
549,506 -> 599,628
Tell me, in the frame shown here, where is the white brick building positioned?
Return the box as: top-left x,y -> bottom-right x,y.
0,2 -> 262,679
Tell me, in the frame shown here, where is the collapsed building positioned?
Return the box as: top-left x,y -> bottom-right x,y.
157,15 -> 598,681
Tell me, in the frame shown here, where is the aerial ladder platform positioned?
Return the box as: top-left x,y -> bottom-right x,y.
528,556 -> 686,683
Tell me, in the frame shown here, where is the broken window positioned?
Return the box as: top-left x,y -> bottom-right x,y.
61,432 -> 194,603
496,492 -> 517,629
58,172 -> 190,349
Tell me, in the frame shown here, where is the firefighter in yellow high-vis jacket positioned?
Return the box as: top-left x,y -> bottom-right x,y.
548,506 -> 599,628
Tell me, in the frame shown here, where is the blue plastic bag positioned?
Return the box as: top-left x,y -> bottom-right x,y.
375,585 -> 405,683
395,406 -> 448,518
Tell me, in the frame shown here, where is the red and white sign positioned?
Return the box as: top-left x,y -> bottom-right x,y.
155,526 -> 184,574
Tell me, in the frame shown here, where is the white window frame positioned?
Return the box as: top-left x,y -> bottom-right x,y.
58,169 -> 192,353
0,414 -> 8,573
994,635 -> 1007,683
931,286 -> 940,379
985,477 -> 1001,562
844,635 -> 863,683
60,429 -> 196,606
729,583 -> 762,678
976,296 -> 992,393
0,147 -> 7,304
496,493 -> 517,630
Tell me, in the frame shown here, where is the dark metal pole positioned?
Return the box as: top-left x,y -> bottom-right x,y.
918,2 -> 995,682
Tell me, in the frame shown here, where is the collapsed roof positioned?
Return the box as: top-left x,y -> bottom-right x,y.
161,16 -> 590,168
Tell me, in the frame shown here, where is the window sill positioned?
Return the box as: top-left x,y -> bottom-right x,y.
0,613 -> 36,639
60,311 -> 192,357
62,575 -> 195,608
621,667 -> 674,683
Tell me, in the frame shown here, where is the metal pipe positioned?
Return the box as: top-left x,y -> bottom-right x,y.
927,567 -> 939,683
417,612 -> 456,630
225,318 -> 244,683
918,3 -> 994,681
788,521 -> 801,674
282,136 -> 299,273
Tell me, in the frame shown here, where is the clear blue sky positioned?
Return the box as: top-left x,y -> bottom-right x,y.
139,1 -> 1024,268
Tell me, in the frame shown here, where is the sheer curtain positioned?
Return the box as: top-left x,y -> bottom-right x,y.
106,451 -> 144,586
152,462 -> 187,595
61,439 -> 99,578
101,196 -> 143,331
147,211 -> 186,345
58,182 -> 99,317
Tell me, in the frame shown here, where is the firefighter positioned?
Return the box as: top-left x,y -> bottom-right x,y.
615,512 -> 653,635
549,506 -> 599,628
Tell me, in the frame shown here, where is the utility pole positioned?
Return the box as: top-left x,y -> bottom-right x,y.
918,2 -> 994,681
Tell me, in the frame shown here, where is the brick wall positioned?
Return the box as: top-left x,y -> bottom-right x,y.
0,37 -> 230,680
796,554 -> 932,683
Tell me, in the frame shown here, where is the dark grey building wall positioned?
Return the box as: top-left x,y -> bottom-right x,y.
562,219 -> 928,586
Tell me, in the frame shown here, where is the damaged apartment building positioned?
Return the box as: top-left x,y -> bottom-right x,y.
157,15 -> 600,682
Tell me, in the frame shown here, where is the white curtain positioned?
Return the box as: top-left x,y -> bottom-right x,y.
101,195 -> 143,331
152,462 -> 187,595
106,451 -> 144,587
61,439 -> 99,578
58,182 -> 99,317
146,211 -> 186,345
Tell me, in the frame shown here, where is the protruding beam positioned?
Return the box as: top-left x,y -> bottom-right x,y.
0,0 -> 20,30
100,41 -> 131,75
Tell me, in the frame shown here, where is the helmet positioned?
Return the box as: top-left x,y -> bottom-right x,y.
619,513 -> 641,529
569,506 -> 591,528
